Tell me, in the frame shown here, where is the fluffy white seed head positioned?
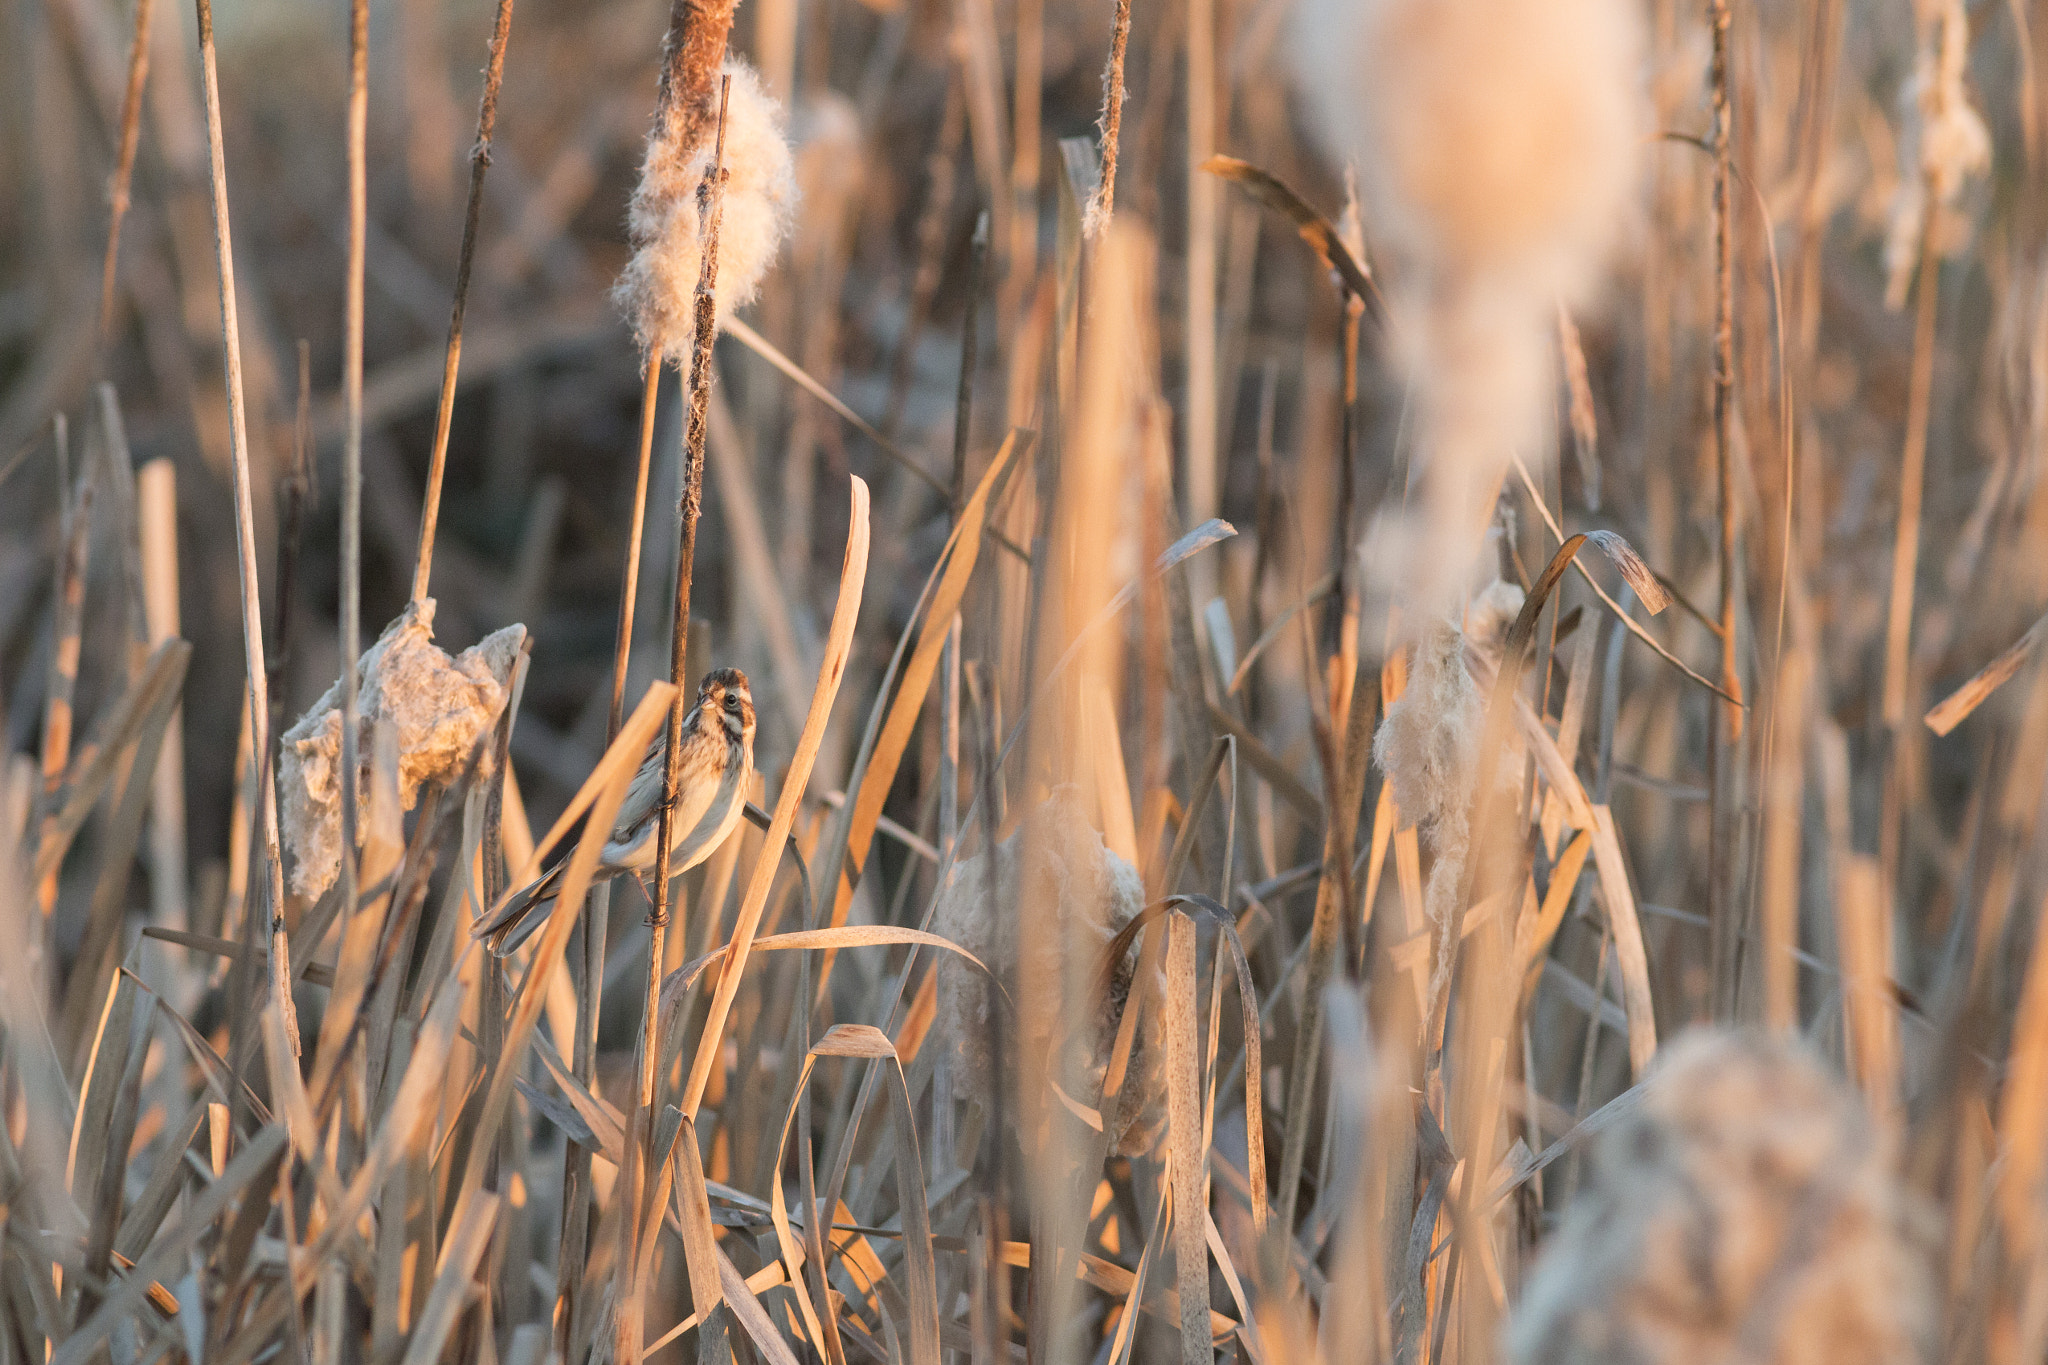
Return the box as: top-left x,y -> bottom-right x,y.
1292,0 -> 1644,617
1883,0 -> 1990,306
1291,0 -> 1644,301
1375,617 -> 1482,835
615,60 -> 797,361
1509,1028 -> 1936,1365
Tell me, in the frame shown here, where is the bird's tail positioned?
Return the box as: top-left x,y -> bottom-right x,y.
472,861 -> 568,957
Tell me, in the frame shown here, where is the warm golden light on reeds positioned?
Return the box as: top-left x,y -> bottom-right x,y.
6,0 -> 2045,1358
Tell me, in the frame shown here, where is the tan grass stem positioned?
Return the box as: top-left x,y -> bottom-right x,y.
410,0 -> 518,606
98,0 -> 155,348
339,0 -> 367,960
193,0 -> 294,1051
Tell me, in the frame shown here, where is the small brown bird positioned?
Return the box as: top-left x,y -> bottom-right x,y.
476,668 -> 756,956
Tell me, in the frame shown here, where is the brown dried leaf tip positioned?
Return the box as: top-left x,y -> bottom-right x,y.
616,59 -> 796,362
280,601 -> 523,898
1509,1028 -> 1936,1365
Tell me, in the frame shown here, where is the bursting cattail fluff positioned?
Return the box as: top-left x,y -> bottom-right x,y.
616,60 -> 796,359
1883,0 -> 1990,307
1291,0 -> 1643,616
1508,1029 -> 1936,1365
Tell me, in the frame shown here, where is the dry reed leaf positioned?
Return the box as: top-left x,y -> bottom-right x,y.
1104,1163 -> 1171,1365
51,1124 -> 288,1365
1997,886 -> 2048,1263
800,1028 -> 941,1365
1518,828 -> 1593,997
32,639 -> 190,887
1589,806 -> 1657,1079
394,1189 -> 500,1365
716,1243 -> 804,1365
1512,694 -> 1595,831
1924,606 -> 2048,735
667,1111 -> 729,1359
824,435 -> 1020,938
682,475 -> 868,1117
647,1260 -> 794,1354
1201,155 -> 1381,310
764,1050 -> 862,1359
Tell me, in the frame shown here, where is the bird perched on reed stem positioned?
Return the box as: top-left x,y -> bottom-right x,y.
476,668 -> 755,956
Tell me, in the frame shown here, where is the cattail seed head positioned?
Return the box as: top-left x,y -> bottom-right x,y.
1508,1029 -> 1937,1365
615,59 -> 796,361
1292,0 -> 1644,617
1375,616 -> 1482,836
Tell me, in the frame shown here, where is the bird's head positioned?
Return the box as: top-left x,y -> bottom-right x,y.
699,667 -> 755,746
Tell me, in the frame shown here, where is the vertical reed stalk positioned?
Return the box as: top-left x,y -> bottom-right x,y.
1088,0 -> 1133,235
411,0 -> 518,606
1184,0 -> 1218,547
99,0 -> 156,347
340,0 -> 368,946
1707,0 -> 1742,1019
194,0 -> 294,1050
556,355 -> 659,1362
1879,189 -> 1941,912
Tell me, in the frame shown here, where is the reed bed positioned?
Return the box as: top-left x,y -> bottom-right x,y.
1,0 -> 2044,1361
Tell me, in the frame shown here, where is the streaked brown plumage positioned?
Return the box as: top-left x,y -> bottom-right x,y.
475,668 -> 755,956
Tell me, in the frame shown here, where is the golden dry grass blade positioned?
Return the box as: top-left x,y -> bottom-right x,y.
822,436 -> 1018,952
395,1189 -> 500,1365
681,475 -> 869,1119
1588,806 -> 1657,1079
1518,829 -> 1593,999
32,639 -> 189,888
715,1243 -> 804,1365
51,1124 -> 287,1365
1200,156 -> 1382,317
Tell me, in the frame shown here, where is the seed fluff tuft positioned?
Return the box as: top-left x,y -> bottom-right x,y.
615,59 -> 797,361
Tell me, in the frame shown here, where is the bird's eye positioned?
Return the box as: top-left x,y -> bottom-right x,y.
725,695 -> 742,712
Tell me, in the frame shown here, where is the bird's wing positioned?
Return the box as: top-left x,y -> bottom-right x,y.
667,753 -> 749,874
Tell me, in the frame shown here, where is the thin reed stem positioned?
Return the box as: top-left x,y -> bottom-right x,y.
98,0 -> 156,348
411,0 -> 517,606
1088,0 -> 1133,236
1879,181 -> 1942,941
1707,0 -> 1742,1019
339,0 -> 368,942
194,0 -> 294,1051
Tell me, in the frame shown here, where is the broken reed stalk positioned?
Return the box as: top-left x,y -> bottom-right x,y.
193,0 -> 294,1049
98,0 -> 156,347
1707,0 -> 1742,1018
340,0 -> 367,948
410,0 -> 517,606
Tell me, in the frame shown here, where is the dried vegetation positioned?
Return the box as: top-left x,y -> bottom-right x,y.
2,0 -> 2047,1360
